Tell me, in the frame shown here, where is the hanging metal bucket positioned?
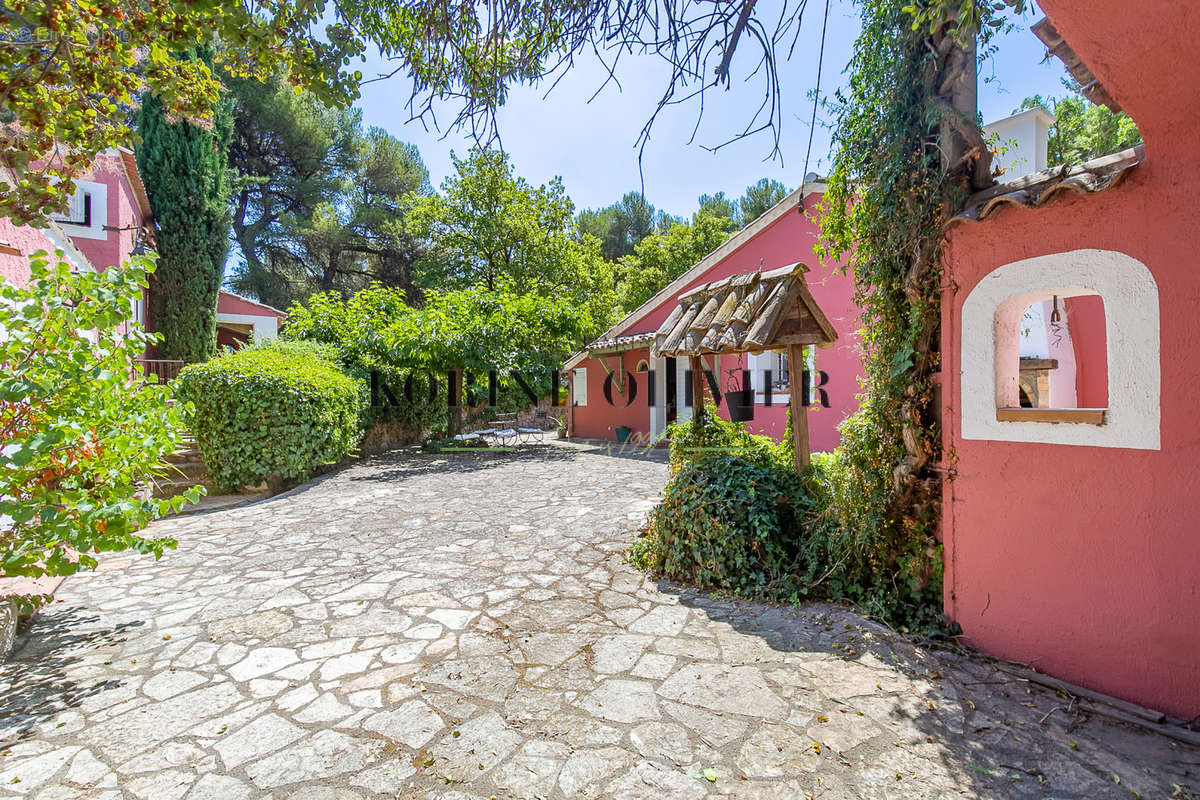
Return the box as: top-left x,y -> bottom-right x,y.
725,387 -> 755,422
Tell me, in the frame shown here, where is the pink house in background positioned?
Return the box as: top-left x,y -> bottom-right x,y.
941,0 -> 1200,718
214,292 -> 288,350
1,149 -> 151,334
0,150 -> 285,370
564,181 -> 865,450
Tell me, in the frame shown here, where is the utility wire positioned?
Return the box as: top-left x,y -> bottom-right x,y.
802,0 -> 832,186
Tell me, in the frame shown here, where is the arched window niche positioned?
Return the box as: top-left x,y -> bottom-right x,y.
960,249 -> 1160,450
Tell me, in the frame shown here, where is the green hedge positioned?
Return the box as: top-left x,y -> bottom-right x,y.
631,409 -> 815,598
241,337 -> 343,364
631,406 -> 947,632
176,346 -> 367,491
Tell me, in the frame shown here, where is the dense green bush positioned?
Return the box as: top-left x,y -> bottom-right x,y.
176,346 -> 367,491
1,253 -> 197,600
239,337 -> 343,365
631,405 -> 945,633
803,399 -> 946,632
631,409 -> 816,597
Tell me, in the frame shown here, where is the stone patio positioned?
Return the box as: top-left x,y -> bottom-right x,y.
0,441 -> 1196,799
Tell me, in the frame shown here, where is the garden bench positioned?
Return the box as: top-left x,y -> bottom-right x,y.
517,427 -> 545,444
492,428 -> 519,445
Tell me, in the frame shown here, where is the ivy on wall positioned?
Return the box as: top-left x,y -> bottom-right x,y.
136,53 -> 233,364
814,0 -> 1003,629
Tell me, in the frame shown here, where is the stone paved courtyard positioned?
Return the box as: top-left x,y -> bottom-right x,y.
0,442 -> 1197,799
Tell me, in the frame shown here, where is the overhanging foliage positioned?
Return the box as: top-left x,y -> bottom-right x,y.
0,253 -> 197,596
813,0 -> 1007,630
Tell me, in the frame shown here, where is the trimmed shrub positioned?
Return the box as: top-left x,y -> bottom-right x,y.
176,347 -> 367,491
631,409 -> 816,598
241,337 -> 343,365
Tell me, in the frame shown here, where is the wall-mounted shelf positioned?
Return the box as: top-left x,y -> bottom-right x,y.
996,408 -> 1107,425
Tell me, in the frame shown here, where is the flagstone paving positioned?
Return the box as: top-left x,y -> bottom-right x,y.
0,441 -> 1196,799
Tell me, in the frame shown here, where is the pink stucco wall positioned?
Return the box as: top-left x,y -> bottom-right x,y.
0,218 -> 58,287
571,190 -> 864,451
1042,299 -> 1080,408
217,291 -> 287,320
1,155 -> 147,343
1,155 -> 145,284
568,347 -> 808,443
70,155 -> 144,272
941,0 -> 1200,718
1065,296 -> 1108,408
569,348 -> 654,441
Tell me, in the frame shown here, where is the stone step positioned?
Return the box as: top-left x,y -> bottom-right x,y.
152,476 -> 208,500
164,460 -> 207,480
166,447 -> 202,464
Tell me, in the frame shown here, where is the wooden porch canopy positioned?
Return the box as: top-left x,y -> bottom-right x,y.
649,262 -> 838,470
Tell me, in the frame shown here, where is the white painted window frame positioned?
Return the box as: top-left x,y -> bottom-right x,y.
959,248 -> 1160,450
572,368 -> 588,407
49,180 -> 108,241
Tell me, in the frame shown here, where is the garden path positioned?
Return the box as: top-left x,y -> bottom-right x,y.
0,441 -> 1196,799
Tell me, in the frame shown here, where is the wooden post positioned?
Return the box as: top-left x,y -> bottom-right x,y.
566,374 -> 574,436
689,355 -> 705,432
448,368 -> 463,436
787,344 -> 810,471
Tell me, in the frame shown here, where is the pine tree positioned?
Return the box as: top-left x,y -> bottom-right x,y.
136,72 -> 233,363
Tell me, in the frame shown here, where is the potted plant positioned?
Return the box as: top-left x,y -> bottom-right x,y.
614,425 -> 632,443
556,416 -> 568,439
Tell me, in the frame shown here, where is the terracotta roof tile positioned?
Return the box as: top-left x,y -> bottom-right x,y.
1031,17 -> 1121,113
950,145 -> 1143,226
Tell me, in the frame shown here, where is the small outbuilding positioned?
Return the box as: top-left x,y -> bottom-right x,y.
563,180 -> 865,449
650,262 -> 837,470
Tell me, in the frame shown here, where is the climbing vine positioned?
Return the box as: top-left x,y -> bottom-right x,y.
814,0 -> 1006,630
135,50 -> 233,364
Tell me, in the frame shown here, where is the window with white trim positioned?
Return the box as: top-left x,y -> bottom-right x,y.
960,249 -> 1159,449
572,368 -> 588,406
129,293 -> 145,329
48,180 -> 108,241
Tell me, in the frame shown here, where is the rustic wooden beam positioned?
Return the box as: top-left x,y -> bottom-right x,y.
769,333 -> 829,346
690,355 -> 705,432
596,353 -> 625,393
787,344 -> 809,470
991,663 -> 1200,747
566,377 -> 574,436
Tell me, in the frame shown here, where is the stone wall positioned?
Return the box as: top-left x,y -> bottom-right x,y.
360,418 -> 426,456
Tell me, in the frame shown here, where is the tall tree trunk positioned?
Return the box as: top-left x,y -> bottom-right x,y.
893,26 -> 993,518
323,247 -> 341,292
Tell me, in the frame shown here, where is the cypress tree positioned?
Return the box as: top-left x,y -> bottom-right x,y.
135,70 -> 233,363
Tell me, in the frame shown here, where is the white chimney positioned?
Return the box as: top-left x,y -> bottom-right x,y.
983,106 -> 1056,181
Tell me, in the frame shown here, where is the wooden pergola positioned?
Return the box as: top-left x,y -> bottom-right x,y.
650,262 -> 838,471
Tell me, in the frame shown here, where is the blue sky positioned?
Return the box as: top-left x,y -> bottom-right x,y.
355,3 -> 1069,218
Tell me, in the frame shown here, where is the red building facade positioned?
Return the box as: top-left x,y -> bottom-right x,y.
941,0 -> 1200,717
565,183 -> 865,451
